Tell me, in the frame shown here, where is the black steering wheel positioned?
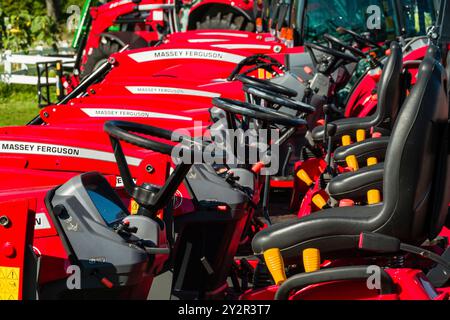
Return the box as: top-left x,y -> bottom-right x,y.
105,121 -> 179,156
228,54 -> 286,81
104,121 -> 209,216
236,74 -> 298,98
212,98 -> 307,128
336,26 -> 381,49
323,33 -> 366,58
305,42 -> 359,65
243,85 -> 315,114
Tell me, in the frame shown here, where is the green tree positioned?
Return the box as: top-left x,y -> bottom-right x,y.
0,0 -> 58,51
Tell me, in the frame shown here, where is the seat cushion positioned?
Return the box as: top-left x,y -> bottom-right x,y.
252,204 -> 383,261
327,163 -> 384,201
312,116 -> 378,143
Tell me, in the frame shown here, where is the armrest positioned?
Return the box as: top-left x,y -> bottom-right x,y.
311,117 -> 378,143
333,137 -> 390,167
327,163 -> 384,202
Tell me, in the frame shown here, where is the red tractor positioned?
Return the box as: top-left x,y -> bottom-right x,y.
0,0 -> 447,301
69,0 -> 266,82
71,0 -> 179,80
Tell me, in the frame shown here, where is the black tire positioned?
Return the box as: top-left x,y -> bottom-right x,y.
195,12 -> 254,32
80,39 -> 121,79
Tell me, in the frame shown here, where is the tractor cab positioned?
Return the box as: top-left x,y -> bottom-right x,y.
289,0 -> 439,46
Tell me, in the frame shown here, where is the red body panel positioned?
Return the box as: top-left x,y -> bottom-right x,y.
0,199 -> 36,300
240,269 -> 447,300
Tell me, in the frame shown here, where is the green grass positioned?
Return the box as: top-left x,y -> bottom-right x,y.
0,83 -> 40,126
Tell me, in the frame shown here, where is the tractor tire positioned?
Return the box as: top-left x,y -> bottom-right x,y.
195,12 -> 255,32
80,39 -> 122,80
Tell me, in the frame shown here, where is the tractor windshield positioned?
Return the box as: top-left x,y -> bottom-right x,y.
291,0 -> 438,44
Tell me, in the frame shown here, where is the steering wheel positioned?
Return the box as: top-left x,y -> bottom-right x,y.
228,54 -> 286,81
323,33 -> 366,58
336,26 -> 381,49
243,85 -> 315,114
236,74 -> 298,98
104,121 -> 210,215
212,98 -> 307,128
304,42 -> 359,65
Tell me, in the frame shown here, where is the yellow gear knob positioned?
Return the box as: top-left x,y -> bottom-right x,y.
263,248 -> 287,285
303,248 -> 321,273
297,169 -> 313,186
345,155 -> 359,171
356,129 -> 366,142
367,189 -> 381,205
367,157 -> 378,166
312,194 -> 327,209
129,199 -> 139,215
342,135 -> 352,146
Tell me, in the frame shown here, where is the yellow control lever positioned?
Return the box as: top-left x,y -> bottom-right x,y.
356,129 -> 366,142
312,194 -> 327,209
367,189 -> 381,204
342,135 -> 352,146
297,169 -> 313,186
345,155 -> 359,171
303,248 -> 321,273
264,248 -> 287,285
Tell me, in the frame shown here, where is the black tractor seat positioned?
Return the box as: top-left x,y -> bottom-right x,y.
252,57 -> 449,262
312,41 -> 404,144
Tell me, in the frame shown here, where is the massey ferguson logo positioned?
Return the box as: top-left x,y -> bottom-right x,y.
129,49 -> 245,64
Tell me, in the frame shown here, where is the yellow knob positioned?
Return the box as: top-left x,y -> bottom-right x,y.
312,194 -> 327,209
129,199 -> 139,215
367,189 -> 381,205
303,248 -> 321,273
345,155 -> 359,171
263,248 -> 287,285
367,157 -> 378,166
356,129 -> 366,142
258,68 -> 266,79
342,135 -> 352,146
297,169 -> 313,186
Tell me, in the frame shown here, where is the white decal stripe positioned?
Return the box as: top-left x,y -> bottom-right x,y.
128,49 -> 245,64
0,140 -> 142,166
197,32 -> 249,38
81,108 -> 193,120
125,86 -> 221,98
211,44 -> 272,50
187,39 -> 229,43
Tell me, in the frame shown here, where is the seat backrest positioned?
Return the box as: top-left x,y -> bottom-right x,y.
372,41 -> 403,129
377,57 -> 448,244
